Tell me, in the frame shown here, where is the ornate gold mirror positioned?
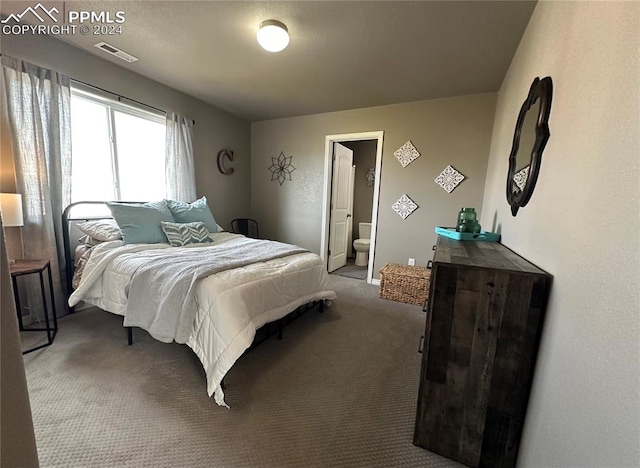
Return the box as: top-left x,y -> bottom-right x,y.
507,76 -> 553,216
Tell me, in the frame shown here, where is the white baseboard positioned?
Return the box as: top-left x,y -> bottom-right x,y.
20,311 -> 33,326
371,278 -> 380,286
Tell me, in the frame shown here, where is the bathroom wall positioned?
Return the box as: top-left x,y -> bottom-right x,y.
342,140 -> 377,241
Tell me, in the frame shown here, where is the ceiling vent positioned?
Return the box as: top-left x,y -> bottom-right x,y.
94,42 -> 139,63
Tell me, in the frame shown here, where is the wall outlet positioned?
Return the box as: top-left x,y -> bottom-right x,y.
408,258 -> 416,266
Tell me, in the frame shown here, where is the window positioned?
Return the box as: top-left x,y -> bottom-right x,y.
70,84 -> 166,204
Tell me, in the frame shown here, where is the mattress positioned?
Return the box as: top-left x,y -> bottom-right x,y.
69,232 -> 336,406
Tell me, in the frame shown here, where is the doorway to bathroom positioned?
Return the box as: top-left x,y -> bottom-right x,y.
321,131 -> 384,284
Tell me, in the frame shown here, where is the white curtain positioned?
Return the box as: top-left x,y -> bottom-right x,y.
2,55 -> 71,315
165,112 -> 196,202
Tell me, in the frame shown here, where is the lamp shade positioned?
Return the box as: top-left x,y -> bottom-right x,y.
257,20 -> 290,52
0,193 -> 24,227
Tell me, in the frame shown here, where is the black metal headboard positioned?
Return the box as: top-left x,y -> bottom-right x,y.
62,201 -> 142,299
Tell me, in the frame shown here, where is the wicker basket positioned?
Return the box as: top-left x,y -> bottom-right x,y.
379,263 -> 431,306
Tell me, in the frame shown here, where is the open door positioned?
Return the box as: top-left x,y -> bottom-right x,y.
321,131 -> 384,284
328,142 -> 354,272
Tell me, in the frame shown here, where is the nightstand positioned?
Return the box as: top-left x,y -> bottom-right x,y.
10,259 -> 58,354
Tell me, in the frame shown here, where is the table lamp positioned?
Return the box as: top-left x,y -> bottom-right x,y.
0,193 -> 24,264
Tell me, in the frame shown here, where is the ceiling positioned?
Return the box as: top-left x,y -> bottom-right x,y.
3,1 -> 537,122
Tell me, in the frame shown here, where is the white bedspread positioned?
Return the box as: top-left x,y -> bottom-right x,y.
69,232 -> 337,406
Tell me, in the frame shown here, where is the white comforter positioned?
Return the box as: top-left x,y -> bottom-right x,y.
69,232 -> 337,406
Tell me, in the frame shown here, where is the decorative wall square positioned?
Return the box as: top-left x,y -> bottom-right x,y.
513,165 -> 530,192
435,165 -> 466,193
392,194 -> 418,220
394,141 -> 421,168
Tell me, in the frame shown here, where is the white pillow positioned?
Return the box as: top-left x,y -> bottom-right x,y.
77,219 -> 122,242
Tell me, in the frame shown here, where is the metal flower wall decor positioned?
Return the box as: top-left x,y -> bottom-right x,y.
268,151 -> 296,185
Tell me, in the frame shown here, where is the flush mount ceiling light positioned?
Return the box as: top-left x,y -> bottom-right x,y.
257,19 -> 289,52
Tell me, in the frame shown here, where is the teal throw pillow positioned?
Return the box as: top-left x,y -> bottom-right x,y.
107,201 -> 175,244
165,196 -> 218,233
160,221 -> 214,247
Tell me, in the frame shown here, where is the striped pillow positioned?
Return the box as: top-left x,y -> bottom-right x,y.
160,221 -> 214,247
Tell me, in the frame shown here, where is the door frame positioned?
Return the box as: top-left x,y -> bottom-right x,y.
321,131 -> 384,284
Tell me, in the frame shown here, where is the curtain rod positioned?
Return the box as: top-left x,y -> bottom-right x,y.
71,78 -> 196,125
72,78 -> 165,113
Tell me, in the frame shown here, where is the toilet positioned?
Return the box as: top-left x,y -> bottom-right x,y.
353,222 -> 372,267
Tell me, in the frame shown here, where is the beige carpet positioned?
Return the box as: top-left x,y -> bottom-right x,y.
23,275 -> 461,468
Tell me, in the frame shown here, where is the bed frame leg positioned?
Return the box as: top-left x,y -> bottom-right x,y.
277,319 -> 283,340
318,300 -> 324,313
126,327 -> 133,346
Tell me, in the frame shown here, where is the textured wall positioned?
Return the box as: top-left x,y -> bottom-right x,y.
1,219 -> 39,466
480,1 -> 640,466
0,34 -> 251,230
251,94 -> 496,278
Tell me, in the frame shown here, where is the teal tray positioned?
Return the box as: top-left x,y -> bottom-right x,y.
435,226 -> 501,242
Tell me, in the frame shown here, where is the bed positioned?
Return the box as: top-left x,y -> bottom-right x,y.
62,200 -> 336,407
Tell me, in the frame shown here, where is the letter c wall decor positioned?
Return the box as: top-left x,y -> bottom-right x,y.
217,149 -> 234,175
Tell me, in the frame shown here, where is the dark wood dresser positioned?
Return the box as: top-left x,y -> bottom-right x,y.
414,237 -> 552,467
